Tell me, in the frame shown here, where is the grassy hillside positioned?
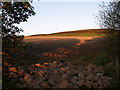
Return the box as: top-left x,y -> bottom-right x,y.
29,29 -> 110,37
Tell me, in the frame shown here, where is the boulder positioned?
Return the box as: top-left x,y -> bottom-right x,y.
93,83 -> 98,88
52,70 -> 59,75
76,80 -> 85,87
85,74 -> 94,81
78,73 -> 85,80
61,74 -> 68,79
29,77 -> 46,88
58,80 -> 69,88
40,82 -> 50,88
70,76 -> 77,84
97,80 -> 102,86
85,81 -> 92,88
93,75 -> 99,81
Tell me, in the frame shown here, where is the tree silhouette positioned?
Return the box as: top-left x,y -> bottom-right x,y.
98,1 -> 120,31
1,1 -> 36,89
1,1 -> 35,52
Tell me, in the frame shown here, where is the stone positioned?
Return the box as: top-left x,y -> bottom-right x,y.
78,73 -> 85,80
85,81 -> 92,88
85,74 -> 94,81
96,73 -> 101,77
32,84 -> 40,88
66,70 -> 72,76
97,80 -> 102,86
52,70 -> 59,75
58,80 -> 68,88
49,75 -> 61,84
106,77 -> 112,81
93,75 -> 99,81
70,76 -> 77,84
29,77 -> 46,88
102,78 -> 111,87
70,68 -> 79,76
93,83 -> 98,88
17,70 -> 24,75
24,73 -> 29,80
69,83 -> 74,88
9,67 -> 17,72
38,71 -> 44,77
48,79 -> 55,86
61,74 -> 68,79
40,82 -> 50,88
35,63 -> 41,67
60,67 -> 69,72
82,70 -> 87,76
24,77 -> 33,85
76,65 -> 84,70
76,80 -> 85,87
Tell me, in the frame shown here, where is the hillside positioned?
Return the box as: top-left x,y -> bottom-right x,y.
29,29 -> 109,37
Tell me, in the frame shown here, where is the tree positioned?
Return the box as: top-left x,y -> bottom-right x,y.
1,1 -> 36,89
97,1 -> 120,88
98,1 -> 120,31
1,1 -> 35,52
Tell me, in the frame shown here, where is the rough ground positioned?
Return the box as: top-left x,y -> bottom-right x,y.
15,36 -> 103,66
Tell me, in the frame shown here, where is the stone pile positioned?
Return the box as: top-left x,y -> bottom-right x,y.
8,61 -> 112,88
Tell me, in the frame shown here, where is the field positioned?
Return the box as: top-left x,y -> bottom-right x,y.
11,29 -> 107,67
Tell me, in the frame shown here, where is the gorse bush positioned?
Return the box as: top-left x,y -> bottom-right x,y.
93,53 -> 112,66
104,64 -> 120,88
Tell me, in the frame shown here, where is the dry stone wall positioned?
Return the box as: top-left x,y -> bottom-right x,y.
8,61 -> 112,88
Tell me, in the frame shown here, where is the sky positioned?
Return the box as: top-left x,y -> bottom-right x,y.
17,0 -> 111,36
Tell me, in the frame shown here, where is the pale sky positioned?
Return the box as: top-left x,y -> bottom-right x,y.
17,0 -> 111,36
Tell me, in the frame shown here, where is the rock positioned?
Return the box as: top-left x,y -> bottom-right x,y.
24,73 -> 29,80
106,77 -> 112,81
40,82 -> 50,88
97,80 -> 102,86
98,66 -> 104,73
38,71 -> 44,77
32,84 -> 40,88
24,77 -> 33,85
60,67 -> 69,72
66,70 -> 72,76
96,73 -> 101,77
93,83 -> 98,88
82,70 -> 87,76
70,76 -> 77,84
94,67 -> 99,73
49,75 -> 61,84
48,79 -> 55,86
58,63 -> 63,67
76,80 -> 85,87
93,75 -> 99,81
73,85 -> 79,88
85,74 -> 94,81
61,74 -> 68,79
76,65 -> 84,70
9,67 -> 17,72
35,63 -> 41,67
70,68 -> 79,76
85,81 -> 92,88
52,70 -> 59,75
29,77 -> 46,88
78,73 -> 85,80
58,80 -> 68,88
102,78 -> 111,87
69,83 -> 74,88
17,70 -> 24,75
